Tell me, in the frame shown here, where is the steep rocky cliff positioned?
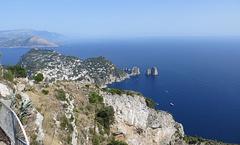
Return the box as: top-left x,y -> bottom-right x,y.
102,92 -> 184,145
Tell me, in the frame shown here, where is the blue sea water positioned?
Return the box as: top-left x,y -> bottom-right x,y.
1,37 -> 240,143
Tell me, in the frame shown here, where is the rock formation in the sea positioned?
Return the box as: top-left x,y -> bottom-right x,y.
19,49 -> 129,86
131,66 -> 140,76
151,66 -> 158,76
146,68 -> 151,75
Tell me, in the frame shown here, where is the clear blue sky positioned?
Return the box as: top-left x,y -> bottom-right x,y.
0,0 -> 240,38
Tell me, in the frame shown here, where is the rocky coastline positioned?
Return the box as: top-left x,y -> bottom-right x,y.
0,49 -> 236,145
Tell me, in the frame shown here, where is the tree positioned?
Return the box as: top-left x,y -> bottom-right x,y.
7,65 -> 27,78
34,73 -> 44,83
3,70 -> 14,82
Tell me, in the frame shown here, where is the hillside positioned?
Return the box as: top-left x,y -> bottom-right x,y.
19,49 -> 128,86
0,29 -> 64,48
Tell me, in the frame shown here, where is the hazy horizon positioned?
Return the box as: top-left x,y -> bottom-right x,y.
1,0 -> 240,39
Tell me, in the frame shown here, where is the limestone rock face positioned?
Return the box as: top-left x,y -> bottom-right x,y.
0,83 -> 12,98
102,93 -> 184,145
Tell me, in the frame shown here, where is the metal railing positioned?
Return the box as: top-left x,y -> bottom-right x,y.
0,101 -> 29,145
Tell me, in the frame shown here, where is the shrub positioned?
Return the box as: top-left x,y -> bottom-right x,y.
145,98 -> 156,109
34,73 -> 44,83
96,106 -> 114,134
7,65 -> 27,78
106,88 -> 123,95
89,92 -> 103,104
55,89 -> 66,101
183,136 -> 204,144
107,140 -> 128,145
92,134 -> 101,145
41,89 -> 49,95
60,115 -> 73,133
3,70 -> 14,82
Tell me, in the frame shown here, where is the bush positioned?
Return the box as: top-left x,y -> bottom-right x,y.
145,98 -> 156,109
107,140 -> 128,145
96,106 -> 114,134
3,70 -> 14,82
41,89 -> 49,95
55,89 -> 67,101
7,65 -> 27,78
34,73 -> 44,83
89,92 -> 103,104
60,115 -> 73,133
106,88 -> 123,95
183,136 -> 204,144
92,134 -> 101,145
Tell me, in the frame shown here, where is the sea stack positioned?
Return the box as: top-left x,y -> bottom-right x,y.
151,67 -> 158,76
146,68 -> 151,76
131,66 -> 140,75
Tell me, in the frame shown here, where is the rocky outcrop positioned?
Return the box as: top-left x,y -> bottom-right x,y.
102,92 -> 184,145
151,67 -> 159,76
131,67 -> 140,76
146,68 -> 151,76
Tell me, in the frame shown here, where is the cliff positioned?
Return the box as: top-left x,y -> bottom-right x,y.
102,91 -> 184,145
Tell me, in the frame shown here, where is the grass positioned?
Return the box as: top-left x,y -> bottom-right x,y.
55,89 -> 67,101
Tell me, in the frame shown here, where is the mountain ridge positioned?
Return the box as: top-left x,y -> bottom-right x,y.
0,29 -> 64,48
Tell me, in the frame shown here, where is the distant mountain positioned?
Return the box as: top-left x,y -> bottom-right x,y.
0,29 -> 65,48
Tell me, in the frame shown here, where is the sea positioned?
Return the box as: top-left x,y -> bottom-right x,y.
1,37 -> 240,143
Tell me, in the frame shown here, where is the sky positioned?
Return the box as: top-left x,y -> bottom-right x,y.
0,0 -> 240,38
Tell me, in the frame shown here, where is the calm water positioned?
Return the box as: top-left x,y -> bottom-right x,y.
1,38 -> 240,143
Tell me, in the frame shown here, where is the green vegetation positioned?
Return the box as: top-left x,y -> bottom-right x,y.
34,73 -> 44,83
107,140 -> 128,145
41,89 -> 49,95
18,101 -> 32,125
89,92 -> 103,104
103,88 -> 123,95
92,134 -> 101,145
55,89 -> 67,101
96,106 -> 114,134
3,70 -> 14,82
30,134 -> 40,145
7,65 -> 27,78
60,115 -> 73,133
183,136 -> 204,144
145,98 -> 156,109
